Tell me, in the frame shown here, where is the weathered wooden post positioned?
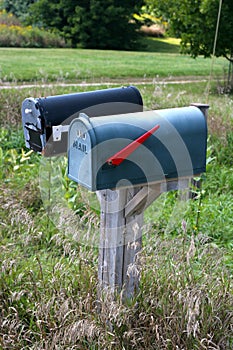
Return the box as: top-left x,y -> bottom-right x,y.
97,187 -> 143,300
97,179 -> 191,300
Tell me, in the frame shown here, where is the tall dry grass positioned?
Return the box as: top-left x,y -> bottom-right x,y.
0,82 -> 232,349
0,188 -> 232,349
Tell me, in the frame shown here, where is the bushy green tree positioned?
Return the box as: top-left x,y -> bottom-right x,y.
28,0 -> 143,49
146,0 -> 233,63
1,0 -> 37,23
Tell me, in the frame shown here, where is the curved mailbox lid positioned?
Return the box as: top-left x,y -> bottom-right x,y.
37,85 -> 143,127
22,86 -> 143,155
68,106 -> 208,191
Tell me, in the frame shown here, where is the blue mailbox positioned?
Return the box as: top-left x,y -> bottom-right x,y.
21,86 -> 143,156
68,105 -> 208,191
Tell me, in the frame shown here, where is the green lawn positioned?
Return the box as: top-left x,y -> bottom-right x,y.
142,36 -> 181,53
0,46 -> 227,83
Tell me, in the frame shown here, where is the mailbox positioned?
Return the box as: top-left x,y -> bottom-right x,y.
68,106 -> 207,191
21,86 -> 143,155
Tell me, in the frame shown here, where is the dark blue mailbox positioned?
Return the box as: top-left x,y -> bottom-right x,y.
21,86 -> 143,155
68,105 -> 208,191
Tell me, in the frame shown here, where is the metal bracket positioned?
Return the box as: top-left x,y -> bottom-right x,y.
52,125 -> 69,142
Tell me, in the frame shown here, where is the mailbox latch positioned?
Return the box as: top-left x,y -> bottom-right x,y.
52,125 -> 69,142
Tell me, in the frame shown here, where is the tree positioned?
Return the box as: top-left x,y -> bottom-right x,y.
146,0 -> 233,63
28,0 -> 143,50
1,0 -> 37,23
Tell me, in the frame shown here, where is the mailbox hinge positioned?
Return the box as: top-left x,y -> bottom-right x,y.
52,125 -> 69,142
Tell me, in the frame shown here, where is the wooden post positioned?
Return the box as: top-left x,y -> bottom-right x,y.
97,184 -> 164,301
97,178 -> 191,301
98,187 -> 143,300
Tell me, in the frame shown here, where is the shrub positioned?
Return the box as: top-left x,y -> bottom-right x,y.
0,23 -> 67,48
0,9 -> 21,26
0,10 -> 67,48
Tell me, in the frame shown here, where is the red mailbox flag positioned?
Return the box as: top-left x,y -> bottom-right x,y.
107,124 -> 160,166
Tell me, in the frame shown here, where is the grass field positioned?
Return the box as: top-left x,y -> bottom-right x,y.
0,47 -> 233,349
0,46 -> 227,83
143,36 -> 181,53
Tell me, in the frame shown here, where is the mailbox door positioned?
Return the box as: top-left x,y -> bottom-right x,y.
68,116 -> 95,190
21,98 -> 45,152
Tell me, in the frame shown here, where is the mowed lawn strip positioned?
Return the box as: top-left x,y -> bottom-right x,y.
0,47 -> 227,82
